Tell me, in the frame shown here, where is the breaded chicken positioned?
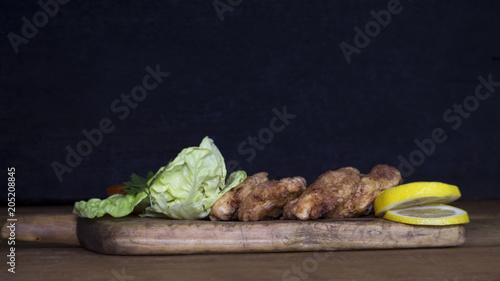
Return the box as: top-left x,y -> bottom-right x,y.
325,164 -> 402,218
238,177 -> 307,221
209,172 -> 268,221
283,167 -> 361,220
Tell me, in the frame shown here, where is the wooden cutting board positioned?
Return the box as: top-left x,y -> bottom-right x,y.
77,216 -> 466,255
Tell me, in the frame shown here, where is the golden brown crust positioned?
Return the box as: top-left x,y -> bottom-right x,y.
283,167 -> 361,220
325,165 -> 402,218
209,172 -> 269,221
238,177 -> 307,222
211,165 -> 401,221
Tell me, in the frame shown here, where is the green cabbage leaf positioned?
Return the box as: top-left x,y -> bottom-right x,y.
73,191 -> 148,219
73,137 -> 246,220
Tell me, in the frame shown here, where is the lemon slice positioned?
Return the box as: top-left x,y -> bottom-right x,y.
383,204 -> 469,225
374,182 -> 461,217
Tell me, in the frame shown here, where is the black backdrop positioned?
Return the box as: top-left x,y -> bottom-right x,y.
1,0 -> 499,204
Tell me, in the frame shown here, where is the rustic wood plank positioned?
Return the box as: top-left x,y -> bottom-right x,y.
77,216 -> 465,255
1,244 -> 499,281
7,214 -> 496,249
1,214 -> 78,245
1,199 -> 498,251
0,201 -> 497,280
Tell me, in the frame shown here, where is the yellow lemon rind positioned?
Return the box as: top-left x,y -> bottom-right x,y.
374,182 -> 461,217
383,204 -> 470,226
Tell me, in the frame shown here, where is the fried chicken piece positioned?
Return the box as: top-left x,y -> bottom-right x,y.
209,172 -> 269,221
283,167 -> 361,220
238,177 -> 307,222
325,164 -> 402,218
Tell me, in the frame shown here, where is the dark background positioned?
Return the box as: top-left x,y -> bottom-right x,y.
1,0 -> 499,204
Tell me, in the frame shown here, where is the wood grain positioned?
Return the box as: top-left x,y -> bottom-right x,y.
1,244 -> 499,281
0,201 -> 498,280
462,218 -> 500,247
1,214 -> 78,245
77,216 -> 465,255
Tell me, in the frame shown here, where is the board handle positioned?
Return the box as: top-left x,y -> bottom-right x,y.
1,214 -> 79,245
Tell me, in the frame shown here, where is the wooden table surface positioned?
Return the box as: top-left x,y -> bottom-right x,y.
1,199 -> 499,281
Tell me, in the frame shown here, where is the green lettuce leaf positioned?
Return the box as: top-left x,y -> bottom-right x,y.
72,136 -> 247,220
143,137 -> 246,219
225,170 -> 247,191
73,191 -> 148,219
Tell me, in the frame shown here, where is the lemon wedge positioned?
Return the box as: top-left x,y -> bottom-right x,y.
374,182 -> 461,217
383,204 -> 469,225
